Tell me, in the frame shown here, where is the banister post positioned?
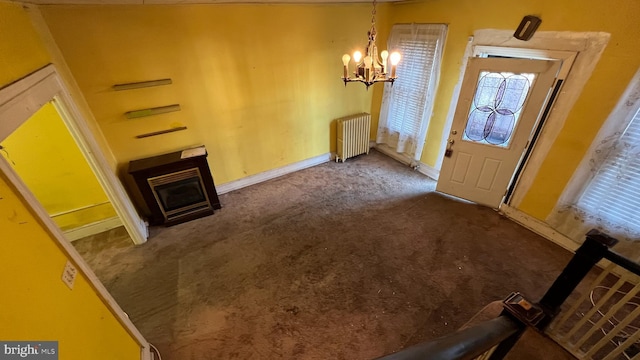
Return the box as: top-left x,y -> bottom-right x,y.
537,229 -> 618,329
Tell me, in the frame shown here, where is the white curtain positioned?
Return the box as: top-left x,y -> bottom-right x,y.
377,24 -> 447,161
547,69 -> 640,255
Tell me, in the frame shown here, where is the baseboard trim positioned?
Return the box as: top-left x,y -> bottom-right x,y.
216,153 -> 332,195
499,204 -> 579,253
374,144 -> 413,166
64,216 -> 123,242
417,162 -> 439,181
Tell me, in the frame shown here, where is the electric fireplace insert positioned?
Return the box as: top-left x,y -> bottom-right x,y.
128,147 -> 221,226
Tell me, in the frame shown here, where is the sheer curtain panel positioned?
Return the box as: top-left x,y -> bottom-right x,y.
548,69 -> 640,256
377,24 -> 447,161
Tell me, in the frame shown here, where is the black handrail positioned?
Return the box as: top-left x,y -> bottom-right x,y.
374,316 -> 521,360
604,250 -> 640,277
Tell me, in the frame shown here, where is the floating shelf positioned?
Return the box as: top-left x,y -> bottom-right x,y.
125,104 -> 181,119
113,78 -> 172,91
136,126 -> 187,139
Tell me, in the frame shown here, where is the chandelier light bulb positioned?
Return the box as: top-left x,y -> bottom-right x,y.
342,54 -> 351,78
390,52 -> 401,66
353,51 -> 362,63
380,50 -> 389,73
342,54 -> 351,66
390,52 -> 401,79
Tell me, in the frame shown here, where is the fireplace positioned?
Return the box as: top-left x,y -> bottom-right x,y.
128,147 -> 221,226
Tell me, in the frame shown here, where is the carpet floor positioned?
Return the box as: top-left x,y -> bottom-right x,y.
73,149 -> 575,359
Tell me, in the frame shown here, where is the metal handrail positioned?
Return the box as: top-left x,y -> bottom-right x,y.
374,316 -> 521,360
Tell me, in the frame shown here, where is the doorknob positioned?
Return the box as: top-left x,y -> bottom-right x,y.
451,130 -> 458,135
445,139 -> 454,157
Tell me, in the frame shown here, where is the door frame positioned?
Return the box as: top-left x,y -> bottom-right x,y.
0,64 -> 151,358
0,64 -> 148,244
435,30 -> 610,208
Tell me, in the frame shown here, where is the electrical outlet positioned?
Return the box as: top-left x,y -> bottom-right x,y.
62,261 -> 77,290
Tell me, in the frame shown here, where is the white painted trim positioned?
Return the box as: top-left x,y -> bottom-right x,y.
0,65 -> 151,357
374,143 -> 413,166
499,204 -> 578,253
417,161 -> 439,180
472,46 -> 577,79
216,152 -> 331,194
64,216 -> 123,242
434,36 -> 475,172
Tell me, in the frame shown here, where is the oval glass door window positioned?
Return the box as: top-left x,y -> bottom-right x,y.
463,71 -> 536,148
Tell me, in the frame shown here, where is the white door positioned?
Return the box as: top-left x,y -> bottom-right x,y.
436,57 -> 560,208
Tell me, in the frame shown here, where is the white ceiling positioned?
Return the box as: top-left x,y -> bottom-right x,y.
21,0 -> 402,4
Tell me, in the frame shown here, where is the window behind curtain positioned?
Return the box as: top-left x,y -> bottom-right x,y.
377,24 -> 447,161
576,106 -> 640,233
547,69 -> 640,251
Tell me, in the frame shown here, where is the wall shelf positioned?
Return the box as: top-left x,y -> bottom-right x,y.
125,104 -> 181,119
135,126 -> 187,138
113,78 -> 172,91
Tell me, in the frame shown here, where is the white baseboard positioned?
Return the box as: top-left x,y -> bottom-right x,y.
417,161 -> 439,181
374,144 -> 440,181
64,216 -> 123,242
499,204 -> 579,253
374,144 -> 413,166
216,153 -> 332,195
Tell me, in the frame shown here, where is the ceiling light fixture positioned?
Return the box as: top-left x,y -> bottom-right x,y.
342,0 -> 401,90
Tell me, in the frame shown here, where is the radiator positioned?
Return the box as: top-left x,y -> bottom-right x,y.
336,113 -> 371,162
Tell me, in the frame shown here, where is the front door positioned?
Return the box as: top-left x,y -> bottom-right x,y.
436,57 -> 560,208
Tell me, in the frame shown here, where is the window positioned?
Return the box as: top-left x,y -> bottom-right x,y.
575,106 -> 640,235
548,69 -> 640,249
377,24 -> 447,161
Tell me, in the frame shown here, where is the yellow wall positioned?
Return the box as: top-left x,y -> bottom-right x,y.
0,2 -> 142,357
0,174 -> 140,360
1,102 -> 116,230
37,0 -> 640,222
0,1 -> 50,85
40,4 -> 382,184
387,0 -> 640,220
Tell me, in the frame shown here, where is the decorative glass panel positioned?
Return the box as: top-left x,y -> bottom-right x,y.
463,71 -> 536,147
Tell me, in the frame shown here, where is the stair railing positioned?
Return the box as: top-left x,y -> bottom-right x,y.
376,229 -> 639,360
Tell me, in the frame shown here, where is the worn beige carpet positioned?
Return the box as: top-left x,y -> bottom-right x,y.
74,149 -> 575,359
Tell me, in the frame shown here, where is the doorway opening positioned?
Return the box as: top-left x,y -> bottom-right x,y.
0,64 -> 147,246
0,100 -> 133,261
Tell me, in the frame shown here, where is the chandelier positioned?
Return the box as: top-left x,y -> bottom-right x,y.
341,0 -> 401,90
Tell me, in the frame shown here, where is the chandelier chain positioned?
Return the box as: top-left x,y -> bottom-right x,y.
371,0 -> 377,26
